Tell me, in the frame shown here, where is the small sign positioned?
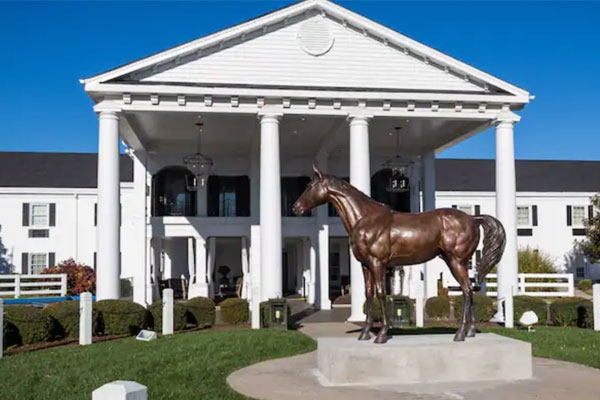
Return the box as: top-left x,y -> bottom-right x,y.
136,330 -> 158,342
387,175 -> 409,193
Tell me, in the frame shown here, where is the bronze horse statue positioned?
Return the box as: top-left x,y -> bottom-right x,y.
292,164 -> 506,344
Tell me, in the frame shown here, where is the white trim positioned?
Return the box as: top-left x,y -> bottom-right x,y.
80,0 -> 530,101
0,183 -> 134,195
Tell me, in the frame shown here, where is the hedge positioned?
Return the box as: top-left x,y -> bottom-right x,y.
94,299 -> 148,336
3,305 -> 55,347
148,300 -> 188,332
43,300 -> 97,339
362,296 -> 415,323
220,298 -> 249,325
513,296 -> 548,324
425,296 -> 450,319
453,293 -> 495,322
185,297 -> 216,328
550,297 -> 594,328
578,279 -> 592,292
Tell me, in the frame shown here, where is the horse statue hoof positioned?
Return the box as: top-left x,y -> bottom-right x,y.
453,332 -> 466,342
357,330 -> 372,341
374,334 -> 389,344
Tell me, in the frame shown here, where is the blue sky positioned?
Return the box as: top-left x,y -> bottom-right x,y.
1,1 -> 598,160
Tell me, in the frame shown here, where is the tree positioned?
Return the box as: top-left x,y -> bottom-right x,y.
0,225 -> 13,274
577,194 -> 600,263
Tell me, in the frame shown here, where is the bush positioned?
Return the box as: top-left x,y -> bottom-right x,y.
3,305 -> 55,346
148,300 -> 188,332
362,296 -> 415,323
578,279 -> 592,292
41,258 -> 96,295
550,297 -> 594,328
94,300 -> 148,336
220,298 -> 249,325
43,301 -> 98,339
425,296 -> 450,319
513,296 -> 549,324
453,293 -> 495,322
185,297 -> 216,328
260,300 -> 291,328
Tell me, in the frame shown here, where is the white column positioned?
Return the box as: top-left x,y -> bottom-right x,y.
79,292 -> 92,345
241,237 -> 250,299
145,238 -> 154,305
162,288 -> 174,336
207,237 -> 216,297
250,225 -> 262,329
306,238 -> 316,304
421,150 -> 437,299
495,118 -> 519,326
189,236 -> 208,298
96,110 -> 121,300
187,237 -> 195,285
132,154 -> 148,306
348,114 -> 371,322
593,284 -> 600,331
316,151 -> 331,310
259,113 -> 283,300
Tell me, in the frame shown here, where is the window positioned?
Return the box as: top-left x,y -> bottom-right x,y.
517,206 -> 530,226
457,205 -> 473,215
207,176 -> 250,217
572,206 -> 586,227
575,253 -> 585,278
451,204 -> 480,215
23,202 -> 55,229
29,253 -> 48,274
31,204 -> 49,226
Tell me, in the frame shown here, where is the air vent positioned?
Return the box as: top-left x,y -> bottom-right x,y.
297,19 -> 334,56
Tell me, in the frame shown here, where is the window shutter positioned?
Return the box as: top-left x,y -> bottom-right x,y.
48,252 -> 55,269
567,205 -> 572,226
22,203 -> 30,226
474,205 -> 481,216
49,203 -> 56,226
588,205 -> 594,222
22,253 -> 29,274
532,205 -> 538,226
119,203 -> 122,226
94,252 -> 97,269
94,203 -> 97,226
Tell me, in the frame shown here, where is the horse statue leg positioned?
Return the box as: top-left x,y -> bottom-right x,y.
371,260 -> 390,344
443,256 -> 472,342
358,265 -> 375,340
466,292 -> 477,337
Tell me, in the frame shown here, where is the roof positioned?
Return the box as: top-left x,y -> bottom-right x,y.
80,0 -> 530,102
436,159 -> 600,193
0,152 -> 133,189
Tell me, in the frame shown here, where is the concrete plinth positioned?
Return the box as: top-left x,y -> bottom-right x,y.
317,333 -> 532,386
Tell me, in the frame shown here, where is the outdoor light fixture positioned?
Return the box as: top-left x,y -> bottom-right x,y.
519,310 -> 539,332
389,295 -> 411,328
182,116 -> 214,191
267,298 -> 288,330
382,126 -> 413,193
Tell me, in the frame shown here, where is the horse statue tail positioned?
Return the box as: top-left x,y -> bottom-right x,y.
474,215 -> 507,284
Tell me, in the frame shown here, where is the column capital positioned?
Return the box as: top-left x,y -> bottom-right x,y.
347,113 -> 373,125
96,109 -> 121,120
494,111 -> 521,126
257,111 -> 283,123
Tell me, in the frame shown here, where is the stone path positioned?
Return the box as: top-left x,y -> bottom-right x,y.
227,321 -> 600,400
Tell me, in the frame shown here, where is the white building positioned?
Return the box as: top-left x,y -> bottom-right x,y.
9,0 -> 587,322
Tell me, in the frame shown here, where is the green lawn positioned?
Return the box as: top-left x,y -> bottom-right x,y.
0,329 -> 316,400
484,326 -> 600,369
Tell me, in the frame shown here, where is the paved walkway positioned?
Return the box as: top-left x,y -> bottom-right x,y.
227,322 -> 600,400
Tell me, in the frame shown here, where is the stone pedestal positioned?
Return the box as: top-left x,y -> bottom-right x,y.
316,333 -> 532,386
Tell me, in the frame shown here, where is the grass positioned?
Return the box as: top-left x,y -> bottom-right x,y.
0,328 -> 316,400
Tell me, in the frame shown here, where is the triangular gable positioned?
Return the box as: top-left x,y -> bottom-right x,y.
81,0 -> 530,101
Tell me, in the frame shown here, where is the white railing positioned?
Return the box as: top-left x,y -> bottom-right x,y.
0,274 -> 67,298
447,273 -> 574,297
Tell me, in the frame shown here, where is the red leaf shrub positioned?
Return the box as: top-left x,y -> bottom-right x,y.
41,258 -> 96,296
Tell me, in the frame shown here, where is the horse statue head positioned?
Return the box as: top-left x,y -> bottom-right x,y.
292,163 -> 329,216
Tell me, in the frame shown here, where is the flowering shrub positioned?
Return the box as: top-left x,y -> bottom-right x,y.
41,258 -> 96,296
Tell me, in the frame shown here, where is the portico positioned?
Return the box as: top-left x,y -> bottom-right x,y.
83,0 -> 530,325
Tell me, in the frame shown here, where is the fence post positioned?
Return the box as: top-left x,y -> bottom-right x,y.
0,298 -> 3,359
567,274 -> 575,297
61,274 -> 68,296
162,288 -> 174,336
518,274 -> 525,295
79,292 -> 92,345
593,284 -> 600,332
415,280 -> 424,328
14,275 -> 20,299
92,381 -> 147,400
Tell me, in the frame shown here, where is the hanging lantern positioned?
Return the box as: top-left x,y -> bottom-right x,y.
382,126 -> 413,193
182,117 -> 214,191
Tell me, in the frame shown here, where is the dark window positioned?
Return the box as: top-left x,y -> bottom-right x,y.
152,166 -> 197,217
517,228 -> 533,236
281,176 -> 311,217
207,176 -> 250,216
28,229 -> 49,238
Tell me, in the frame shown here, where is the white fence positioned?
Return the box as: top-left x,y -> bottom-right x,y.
0,274 -> 67,298
447,273 -> 574,297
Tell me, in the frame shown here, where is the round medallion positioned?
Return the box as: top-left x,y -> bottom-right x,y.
297,19 -> 335,57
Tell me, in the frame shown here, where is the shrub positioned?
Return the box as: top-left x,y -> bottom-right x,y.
43,300 -> 98,339
453,293 -> 495,322
185,297 -> 216,328
578,279 -> 592,292
41,258 -> 96,295
425,296 -> 450,319
3,305 -> 55,346
260,300 -> 291,328
550,297 -> 594,328
220,298 -> 249,325
94,300 -> 148,336
513,296 -> 549,324
362,296 -> 414,323
148,300 -> 188,332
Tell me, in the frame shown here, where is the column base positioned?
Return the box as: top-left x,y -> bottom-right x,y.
188,283 -> 209,299
318,298 -> 332,310
347,312 -> 366,323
